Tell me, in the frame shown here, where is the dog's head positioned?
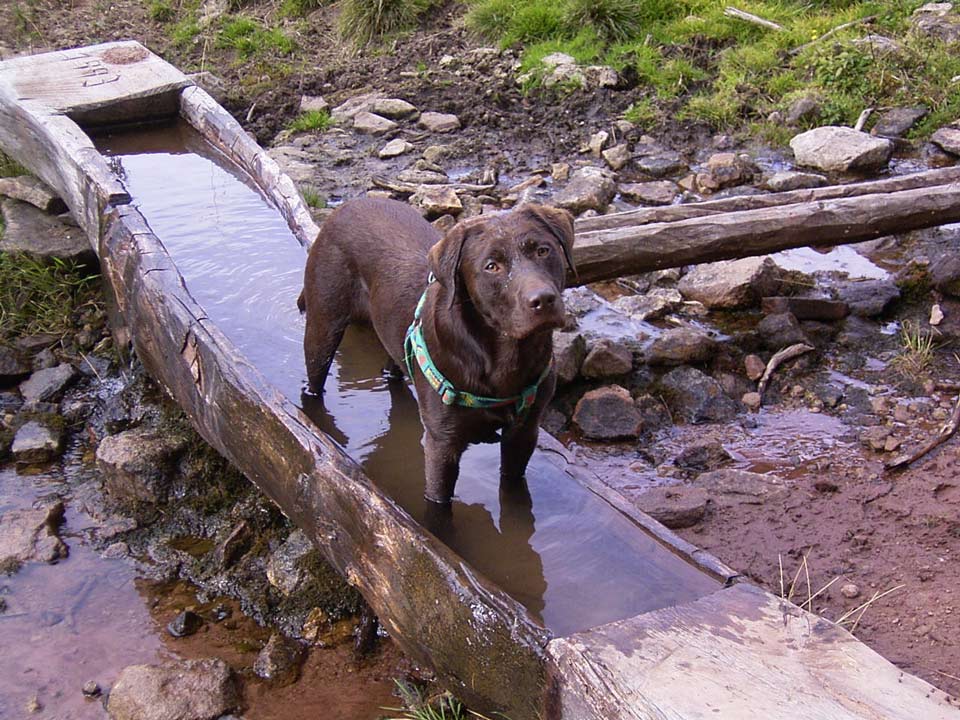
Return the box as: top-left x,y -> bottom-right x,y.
428,204 -> 575,339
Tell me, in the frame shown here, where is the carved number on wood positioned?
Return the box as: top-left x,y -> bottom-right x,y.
62,52 -> 120,87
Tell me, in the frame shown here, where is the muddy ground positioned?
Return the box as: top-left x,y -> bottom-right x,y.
2,0 -> 960,714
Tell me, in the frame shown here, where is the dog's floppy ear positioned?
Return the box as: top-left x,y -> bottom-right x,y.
524,204 -> 577,282
427,222 -> 470,305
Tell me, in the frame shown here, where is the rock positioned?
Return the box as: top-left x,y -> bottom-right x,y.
187,71 -> 227,103
630,486 -> 708,529
584,65 -> 619,87
763,171 -> 828,192
19,363 -> 78,403
838,279 -> 900,317
572,385 -> 643,440
646,327 -> 716,366
0,344 -> 31,380
212,521 -> 252,570
633,141 -> 687,178
352,111 -> 397,134
930,252 -> 960,296
695,153 -> 757,193
761,296 -> 849,321
418,112 -> 461,133
911,2 -> 960,44
1,199 -> 95,267
931,303 -> 945,325
370,98 -> 418,120
659,367 -> 741,423
378,138 -> 414,159
694,469 -> 788,505
330,91 -> 385,123
633,394 -> 672,437
541,52 -> 576,68
675,439 -> 730,472
266,530 -> 314,596
96,427 -> 189,507
299,94 -> 328,114
840,582 -> 861,599
553,331 -> 586,384
602,143 -> 631,171
612,288 -> 682,322
786,95 -> 821,126
742,391 -> 762,411
253,633 -> 304,686
167,610 -> 203,638
82,680 -> 102,698
0,176 -> 66,214
854,34 -> 904,55
552,166 -> 617,214
544,63 -> 586,89
198,0 -> 228,26
861,426 -> 892,451
586,130 -> 609,156
789,126 -> 893,173
931,125 -> 960,155
12,420 -> 64,465
619,181 -> 678,205
872,107 -> 927,138
757,312 -> 808,350
581,339 -> 632,378
411,186 -> 461,218
107,658 -> 239,720
432,215 -> 456,233
744,354 -> 766,381
0,501 -> 67,565
267,146 -> 314,185
678,256 -> 780,309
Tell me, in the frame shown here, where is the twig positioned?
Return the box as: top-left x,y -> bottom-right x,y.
853,108 -> 873,132
886,393 -> 960,471
789,15 -> 877,56
803,577 -> 839,611
757,343 -> 815,400
78,351 -> 102,382
245,101 -> 258,123
724,6 -> 783,31
936,670 -> 960,683
837,584 -> 905,632
778,554 -> 785,599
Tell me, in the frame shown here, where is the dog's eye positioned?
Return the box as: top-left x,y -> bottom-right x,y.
536,246 -> 551,257
484,260 -> 501,272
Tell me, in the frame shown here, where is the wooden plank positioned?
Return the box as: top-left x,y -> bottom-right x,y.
547,582 -> 958,720
569,182 -> 960,285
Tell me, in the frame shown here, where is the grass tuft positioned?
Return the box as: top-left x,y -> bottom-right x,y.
279,0 -> 324,18
300,186 -> 326,208
338,0 -> 434,45
217,16 -> 296,57
288,109 -> 332,133
149,0 -> 176,22
382,680 -> 498,720
0,152 -> 27,178
563,0 -> 645,43
891,320 -> 937,378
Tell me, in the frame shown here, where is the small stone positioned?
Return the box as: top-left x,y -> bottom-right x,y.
378,138 -> 414,159
931,303 -> 945,326
761,296 -> 849,321
581,339 -> 632,378
911,2 -> 960,44
411,186 -> 462,218
396,168 -> 447,185
19,363 -> 78,403
541,52 -> 576,68
12,420 -> 64,465
418,112 -> 461,133
1,198 -> 95,267
167,610 -> 203,638
757,312 -> 808,350
611,288 -> 682,322
694,468 -> 788,505
883,435 -> 902,452
742,392 -> 762,411
893,404 -> 911,423
432,215 -> 456,233
26,696 -> 42,713
96,427 -> 189,508
572,385 -> 643,441
299,94 -> 328,114
586,130 -> 609,156
763,171 -> 828,192
931,126 -> 960,155
840,582 -> 861,599
331,91 -> 385,123
82,680 -> 102,698
646,327 -> 716,366
0,344 -> 32,381
838,280 -> 900,317
786,95 -> 821,126
353,111 -> 397,134
370,98 -> 418,119
930,252 -> 960,296
619,181 -> 678,205
553,331 -> 586,384
630,486 -> 708,529
551,163 -> 570,182
107,659 -> 240,720
695,152 -> 757,193
0,501 -> 67,564
552,166 -> 617,214
789,126 -> 893,173
266,530 -> 314,596
861,426 -> 893,451
871,106 -> 927,138
659,366 -> 741,424
602,143 -> 631,171
0,176 -> 66,214
584,65 -> 619,88
253,633 -> 305,686
675,439 -> 729,472
744,354 -> 766,381
633,141 -> 687,178
678,257 -> 780,309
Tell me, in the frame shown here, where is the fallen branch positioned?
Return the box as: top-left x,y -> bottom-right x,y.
885,393 -> 960,471
757,343 -> 815,400
789,15 -> 878,56
371,176 -> 496,195
853,108 -> 873,133
724,6 -> 783,31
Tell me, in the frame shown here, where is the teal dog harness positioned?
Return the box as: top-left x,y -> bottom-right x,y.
403,275 -> 551,415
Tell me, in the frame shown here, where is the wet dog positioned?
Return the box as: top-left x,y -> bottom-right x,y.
299,197 -> 575,504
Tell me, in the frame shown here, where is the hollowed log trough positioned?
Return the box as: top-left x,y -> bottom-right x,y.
1,42 -> 957,719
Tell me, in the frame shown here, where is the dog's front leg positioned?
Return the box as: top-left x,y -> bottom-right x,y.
423,431 -> 464,504
500,420 -> 539,487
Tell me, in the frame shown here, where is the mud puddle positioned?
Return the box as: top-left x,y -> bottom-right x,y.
96,121 -> 721,636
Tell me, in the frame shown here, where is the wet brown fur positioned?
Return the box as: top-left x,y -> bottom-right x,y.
300,197 -> 575,503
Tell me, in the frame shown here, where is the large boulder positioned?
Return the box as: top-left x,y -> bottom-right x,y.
96,427 -> 189,507
678,257 -> 780,309
629,486 -> 709,529
18,363 -> 78,404
572,385 -> 642,440
789,126 -> 893,173
107,658 -> 240,720
552,167 -> 617,214
0,199 -> 95,267
659,367 -> 741,423
837,279 -> 900,317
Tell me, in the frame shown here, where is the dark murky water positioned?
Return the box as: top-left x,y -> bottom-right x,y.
96,122 -> 719,636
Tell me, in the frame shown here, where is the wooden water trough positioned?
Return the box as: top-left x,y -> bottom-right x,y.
1,42 -> 958,719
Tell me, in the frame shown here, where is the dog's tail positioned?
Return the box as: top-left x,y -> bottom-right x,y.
297,289 -> 306,313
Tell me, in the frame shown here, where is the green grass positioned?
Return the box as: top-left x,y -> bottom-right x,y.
891,319 -> 937,379
381,681 -> 499,720
0,152 -> 27,178
464,0 -> 958,141
0,254 -> 103,342
300,186 -> 326,208
279,0 -> 324,17
216,16 -> 296,57
171,16 -> 201,48
338,0 -> 437,44
149,0 -> 175,22
288,109 -> 332,133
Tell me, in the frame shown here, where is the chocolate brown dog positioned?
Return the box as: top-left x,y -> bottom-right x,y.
299,197 -> 575,505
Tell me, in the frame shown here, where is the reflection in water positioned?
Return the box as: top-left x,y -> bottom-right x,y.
96,122 -> 719,636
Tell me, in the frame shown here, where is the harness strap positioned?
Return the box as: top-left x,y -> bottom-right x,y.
403,277 -> 551,416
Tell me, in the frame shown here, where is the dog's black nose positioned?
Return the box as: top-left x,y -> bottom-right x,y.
528,289 -> 557,312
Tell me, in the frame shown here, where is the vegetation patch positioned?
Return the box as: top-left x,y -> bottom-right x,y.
338,0 -> 439,45
288,109 -> 332,133
0,151 -> 27,178
216,15 -> 296,58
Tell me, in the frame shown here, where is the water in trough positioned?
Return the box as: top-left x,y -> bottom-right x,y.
96,121 -> 719,636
